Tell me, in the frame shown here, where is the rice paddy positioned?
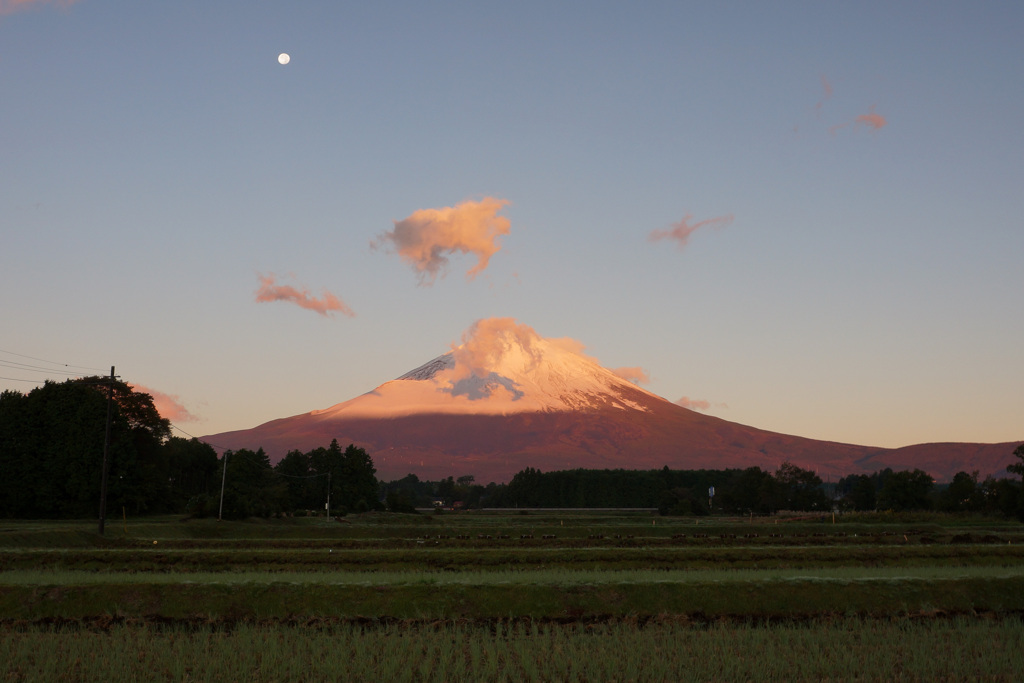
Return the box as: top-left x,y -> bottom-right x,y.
1,510 -> 1022,680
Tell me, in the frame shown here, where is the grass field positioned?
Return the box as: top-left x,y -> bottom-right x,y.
2,510 -> 1022,681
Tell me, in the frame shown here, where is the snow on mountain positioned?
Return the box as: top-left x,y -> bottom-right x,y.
309,318 -> 664,419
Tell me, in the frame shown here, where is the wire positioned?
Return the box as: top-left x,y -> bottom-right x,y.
0,375 -> 56,383
169,423 -> 228,451
0,348 -> 106,375
0,363 -> 88,385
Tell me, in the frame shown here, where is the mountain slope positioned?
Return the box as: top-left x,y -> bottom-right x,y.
204,319 -> 1019,482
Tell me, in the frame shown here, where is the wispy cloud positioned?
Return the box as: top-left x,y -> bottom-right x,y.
801,76 -> 887,138
130,384 -> 198,423
0,0 -> 78,16
675,396 -> 711,411
855,105 -> 887,130
649,213 -> 734,249
612,366 -> 650,385
372,197 -> 511,285
829,104 -> 887,135
255,273 -> 354,318
814,74 -> 833,116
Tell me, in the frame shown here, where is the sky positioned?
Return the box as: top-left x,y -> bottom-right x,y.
2,0 -> 1022,450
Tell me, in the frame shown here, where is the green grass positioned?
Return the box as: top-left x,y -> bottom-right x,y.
3,567 -> 1023,620
1,514 -> 1021,618
4,543 -> 1023,575
2,618 -> 1022,682
2,512 -> 1023,679
3,564 -> 1023,585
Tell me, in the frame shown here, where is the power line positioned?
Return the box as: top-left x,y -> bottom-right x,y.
0,375 -> 61,383
0,348 -> 106,375
169,422 -> 227,450
0,362 -> 88,384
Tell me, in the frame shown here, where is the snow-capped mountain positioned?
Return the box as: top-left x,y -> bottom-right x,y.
203,319 -> 1018,483
310,322 -> 663,419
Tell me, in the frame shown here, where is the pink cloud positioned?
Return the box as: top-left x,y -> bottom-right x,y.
814,74 -> 833,115
855,105 -> 887,130
372,197 -> 511,285
675,396 -> 712,412
130,384 -> 198,423
649,213 -> 734,249
450,318 -> 544,381
448,318 -> 617,384
255,273 -> 355,318
612,366 -> 650,385
830,105 -> 887,135
0,0 -> 77,15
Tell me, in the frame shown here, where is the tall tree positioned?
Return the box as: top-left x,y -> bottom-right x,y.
164,437 -> 219,507
275,449 -> 317,511
218,448 -> 286,519
338,443 -> 379,512
0,379 -> 151,518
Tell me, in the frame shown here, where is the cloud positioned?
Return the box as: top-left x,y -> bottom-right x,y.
446,317 -> 607,383
0,0 -> 77,15
814,74 -> 833,115
855,105 -> 887,130
675,396 -> 712,411
649,213 -> 734,249
612,366 -> 650,385
130,384 -> 198,423
830,105 -> 887,135
423,317 -> 652,405
675,396 -> 728,412
255,273 -> 355,318
372,197 -> 511,284
450,317 -> 544,382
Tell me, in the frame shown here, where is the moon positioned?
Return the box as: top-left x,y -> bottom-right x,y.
278,53 -> 290,65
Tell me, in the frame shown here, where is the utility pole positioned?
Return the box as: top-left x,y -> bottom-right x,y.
218,451 -> 229,521
326,471 -> 331,519
98,366 -> 115,536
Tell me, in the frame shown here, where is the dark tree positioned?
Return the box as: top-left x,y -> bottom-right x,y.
848,475 -> 876,511
506,467 -> 544,507
877,469 -> 933,511
338,443 -> 379,512
164,437 -> 219,510
0,379 -> 162,518
1008,443 -> 1024,478
938,471 -> 983,512
380,473 -> 435,509
774,462 -> 829,511
275,449 -> 317,511
218,448 -> 286,519
658,487 -> 710,516
716,467 -> 775,514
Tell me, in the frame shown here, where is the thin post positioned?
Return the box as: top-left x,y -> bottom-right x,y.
218,451 -> 228,521
326,471 -> 331,519
98,366 -> 114,535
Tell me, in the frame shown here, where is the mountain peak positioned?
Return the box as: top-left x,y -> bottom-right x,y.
313,318 -> 662,419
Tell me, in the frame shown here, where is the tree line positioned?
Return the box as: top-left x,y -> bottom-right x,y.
381,455 -> 1024,520
0,379 -> 377,520
189,439 -> 380,520
2,377 -> 1021,520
